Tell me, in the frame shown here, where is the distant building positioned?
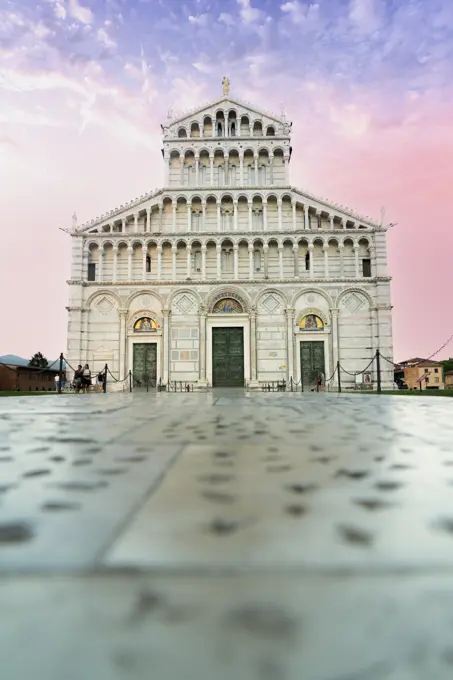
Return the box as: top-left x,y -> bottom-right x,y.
397,358 -> 444,390
0,360 -> 64,392
445,370 -> 453,389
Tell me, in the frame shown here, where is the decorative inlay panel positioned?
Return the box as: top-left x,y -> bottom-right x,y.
95,296 -> 114,315
343,293 -> 365,314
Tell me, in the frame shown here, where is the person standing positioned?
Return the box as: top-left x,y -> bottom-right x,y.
74,365 -> 83,394
54,373 -> 60,392
82,364 -> 92,393
97,371 -> 104,393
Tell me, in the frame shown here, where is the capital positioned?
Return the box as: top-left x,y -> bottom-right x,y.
112,243 -> 118,252
353,244 -> 360,251
278,244 -> 284,251
248,244 -> 254,252
171,244 -> 177,251
162,309 -> 171,318
118,309 -> 128,319
186,244 -> 192,251
156,244 -> 162,252
201,244 -> 207,251
308,244 -> 314,251
285,307 -> 295,318
322,244 -> 329,252
292,243 -> 298,252
277,196 -> 282,205
233,244 -> 239,251
263,244 -> 269,252
127,245 -> 133,253
216,244 -> 222,252
134,212 -> 139,220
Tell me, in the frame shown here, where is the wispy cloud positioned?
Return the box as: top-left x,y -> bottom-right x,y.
68,0 -> 93,25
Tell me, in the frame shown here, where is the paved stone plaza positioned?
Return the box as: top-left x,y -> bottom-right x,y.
1,390 -> 453,679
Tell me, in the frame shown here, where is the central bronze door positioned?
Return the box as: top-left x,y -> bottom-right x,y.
133,343 -> 157,386
212,327 -> 244,387
300,341 -> 325,391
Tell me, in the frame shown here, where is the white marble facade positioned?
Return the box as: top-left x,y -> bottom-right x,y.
66,83 -> 393,389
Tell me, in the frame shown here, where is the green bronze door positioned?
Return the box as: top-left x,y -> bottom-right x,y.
133,343 -> 157,386
300,341 -> 325,391
212,327 -> 244,387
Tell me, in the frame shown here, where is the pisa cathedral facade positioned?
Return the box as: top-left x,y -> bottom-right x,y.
67,84 -> 393,389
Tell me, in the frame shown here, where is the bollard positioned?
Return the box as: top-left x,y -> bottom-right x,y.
103,364 -> 108,393
337,361 -> 341,393
376,350 -> 382,394
58,353 -> 63,394
129,370 -> 132,393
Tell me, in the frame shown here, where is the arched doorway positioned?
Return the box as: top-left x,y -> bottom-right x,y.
208,294 -> 247,387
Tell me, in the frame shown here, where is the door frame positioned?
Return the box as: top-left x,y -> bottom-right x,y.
295,332 -> 330,385
128,336 -> 162,385
206,315 -> 249,386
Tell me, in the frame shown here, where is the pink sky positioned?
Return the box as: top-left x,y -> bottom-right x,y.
1,0 -> 452,363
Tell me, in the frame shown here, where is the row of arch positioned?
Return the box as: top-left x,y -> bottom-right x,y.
167,147 -> 287,160
85,235 -> 375,251
86,285 -> 375,315
174,112 -> 281,139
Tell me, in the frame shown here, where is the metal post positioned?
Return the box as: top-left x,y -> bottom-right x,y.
129,370 -> 132,393
58,353 -> 63,394
337,361 -> 341,393
376,350 -> 382,394
103,364 -> 108,393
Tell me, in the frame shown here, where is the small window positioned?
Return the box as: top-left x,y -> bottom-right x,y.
146,255 -> 151,273
362,258 -> 371,277
434,368 -> 439,374
254,250 -> 261,271
88,263 -> 96,281
305,252 -> 310,271
426,377 -> 430,384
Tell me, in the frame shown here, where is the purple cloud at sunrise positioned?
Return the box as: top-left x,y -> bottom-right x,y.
1,0 -> 452,361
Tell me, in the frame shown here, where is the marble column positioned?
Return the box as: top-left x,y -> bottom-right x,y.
198,307 -> 207,385
210,155 -> 214,186
249,245 -> 254,280
118,309 -> 127,381
201,245 -> 207,281
285,307 -> 295,381
308,244 -> 314,279
249,308 -> 258,385
248,202 -> 253,231
217,202 -> 221,232
195,156 -> 199,185
369,245 -> 376,277
292,201 -> 297,230
142,246 -> 147,280
146,207 -> 151,233
180,158 -> 184,184
278,245 -> 284,279
277,198 -> 283,231
157,245 -> 162,281
354,245 -> 360,278
304,205 -> 310,231
293,244 -> 299,278
98,250 -> 103,282
284,155 -> 290,183
163,310 -> 170,383
330,215 -> 334,230
186,245 -> 192,278
167,159 -> 171,185
339,244 -> 344,277
122,218 -> 127,234
202,201 -> 206,231
263,201 -> 268,231
127,245 -> 133,281
187,204 -> 192,232
172,203 -> 177,232
240,155 -> 244,185
331,308 -> 339,387
263,244 -> 269,278
112,244 -> 118,283
159,205 -> 163,232
323,244 -> 329,277
254,155 -> 258,182
233,200 -> 238,231
233,245 -> 239,280
269,157 -> 274,184
171,245 -> 177,280
216,244 -> 222,279
134,213 -> 139,233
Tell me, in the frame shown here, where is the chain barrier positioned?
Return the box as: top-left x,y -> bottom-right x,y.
107,367 -> 129,384
339,355 -> 375,377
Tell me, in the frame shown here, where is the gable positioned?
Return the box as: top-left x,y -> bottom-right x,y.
164,96 -> 289,137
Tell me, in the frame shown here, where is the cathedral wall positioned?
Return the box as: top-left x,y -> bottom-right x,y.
170,292 -> 200,381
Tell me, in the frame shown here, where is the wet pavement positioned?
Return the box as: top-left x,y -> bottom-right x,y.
1,390 -> 453,679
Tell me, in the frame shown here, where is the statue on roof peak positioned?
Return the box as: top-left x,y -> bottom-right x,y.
222,76 -> 230,96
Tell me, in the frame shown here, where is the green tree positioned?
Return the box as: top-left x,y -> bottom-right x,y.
29,352 -> 49,368
441,358 -> 453,377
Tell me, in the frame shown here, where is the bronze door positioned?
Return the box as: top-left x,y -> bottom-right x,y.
212,327 -> 244,387
133,343 -> 157,387
300,341 -> 325,391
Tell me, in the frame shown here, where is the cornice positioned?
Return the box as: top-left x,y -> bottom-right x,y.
80,228 -> 376,241
164,136 -> 290,144
70,276 -> 387,287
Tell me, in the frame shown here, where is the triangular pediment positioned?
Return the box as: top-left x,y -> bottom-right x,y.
164,96 -> 288,133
